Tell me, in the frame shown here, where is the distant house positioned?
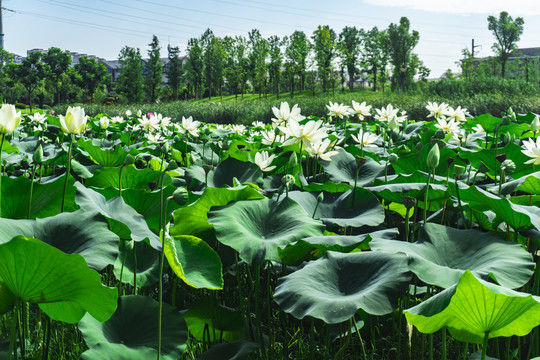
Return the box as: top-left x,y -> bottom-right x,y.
468,47 -> 540,81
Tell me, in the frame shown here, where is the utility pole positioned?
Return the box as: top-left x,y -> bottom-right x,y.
0,0 -> 4,49
471,39 -> 481,58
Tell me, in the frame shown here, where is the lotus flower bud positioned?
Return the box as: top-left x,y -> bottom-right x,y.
503,132 -> 515,145
317,192 -> 324,203
33,144 -> 43,164
160,142 -> 169,155
531,115 -> 540,132
388,153 -> 399,164
232,177 -> 241,187
125,110 -> 132,117
288,152 -> 298,169
0,104 -> 22,134
426,143 -> 440,169
170,187 -> 189,206
59,106 -> 87,134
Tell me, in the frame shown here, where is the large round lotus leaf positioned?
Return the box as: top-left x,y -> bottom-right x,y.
288,188 -> 384,228
208,197 -> 326,264
114,240 -> 159,288
0,236 -> 117,323
171,185 -> 264,239
75,183 -> 161,250
198,339 -> 260,360
184,296 -> 246,342
371,223 -> 535,289
319,148 -> 384,187
1,174 -> 76,219
86,165 -> 171,190
185,157 -> 263,190
164,234 -> 223,290
405,270 -> 540,344
278,228 -> 398,266
274,251 -> 412,324
77,138 -> 128,167
78,295 -> 187,360
0,282 -> 15,315
0,210 -> 119,271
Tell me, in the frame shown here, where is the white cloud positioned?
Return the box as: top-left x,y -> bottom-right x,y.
363,0 -> 540,16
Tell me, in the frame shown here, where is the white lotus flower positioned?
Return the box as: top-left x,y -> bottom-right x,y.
111,116 -> 124,124
125,110 -> 132,117
271,102 -> 305,126
178,116 -> 201,137
472,124 -> 485,133
446,106 -> 468,122
351,130 -> 379,148
326,101 -> 353,119
146,132 -> 165,144
306,138 -> 339,161
252,121 -> 266,129
99,116 -> 110,130
531,115 -> 540,132
261,129 -> 285,145
374,104 -> 399,123
522,137 -> 540,165
59,106 -> 87,134
138,115 -> 160,133
28,112 -> 47,124
254,151 -> 276,172
426,102 -> 450,119
231,124 -> 247,135
351,101 -> 372,121
434,118 -> 460,134
279,119 -> 327,148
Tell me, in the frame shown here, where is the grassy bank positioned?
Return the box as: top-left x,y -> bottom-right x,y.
52,90 -> 540,124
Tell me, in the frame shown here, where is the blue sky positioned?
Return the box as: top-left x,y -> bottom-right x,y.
4,0 -> 540,78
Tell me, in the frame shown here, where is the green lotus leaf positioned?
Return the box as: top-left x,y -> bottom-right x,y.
319,148 -> 384,186
86,164 -> 171,190
198,339 -> 260,360
114,240 -> 159,288
458,143 -> 531,179
0,210 -> 119,271
0,282 -> 16,315
95,185 -> 181,234
170,185 -> 264,239
371,223 -> 534,289
184,296 -> 246,342
495,171 -> 540,196
79,295 -> 187,360
75,183 -> 161,250
208,197 -> 326,264
470,113 -> 501,133
458,185 -> 540,232
185,157 -> 263,190
1,174 -> 76,219
77,138 -> 128,167
469,352 -> 498,360
164,234 -> 223,290
302,181 -> 353,193
392,146 -> 461,176
288,188 -> 384,228
274,251 -> 412,324
0,236 -> 117,323
404,270 -> 540,344
278,228 -> 398,266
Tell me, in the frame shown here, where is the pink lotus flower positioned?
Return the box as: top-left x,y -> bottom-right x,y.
49,110 -> 55,115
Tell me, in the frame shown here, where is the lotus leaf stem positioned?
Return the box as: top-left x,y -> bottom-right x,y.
481,332 -> 489,360
0,133 -> 4,218
61,134 -> 74,213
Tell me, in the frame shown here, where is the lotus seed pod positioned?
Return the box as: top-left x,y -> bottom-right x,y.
202,164 -> 213,175
33,144 -> 43,164
388,153 -> 399,164
501,159 -> 516,174
454,165 -> 465,179
426,143 -> 440,169
478,161 -> 490,173
355,155 -> 367,168
123,154 -> 134,166
434,130 -> 445,139
282,174 -> 295,190
171,187 -> 189,206
167,161 -> 179,171
402,196 -> 417,210
495,153 -> 507,163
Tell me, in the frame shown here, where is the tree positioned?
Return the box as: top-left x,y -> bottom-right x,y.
312,25 -> 337,93
285,31 -> 311,93
361,27 -> 389,92
200,29 -> 225,100
14,52 -> 45,112
386,17 -> 419,92
167,45 -> 183,101
73,56 -> 108,103
0,47 -> 14,102
42,47 -> 71,105
458,48 -> 475,80
144,35 -> 162,102
487,11 -> 525,78
184,38 -> 203,99
267,35 -> 282,99
338,26 -> 363,91
248,29 -> 269,98
117,46 -> 144,103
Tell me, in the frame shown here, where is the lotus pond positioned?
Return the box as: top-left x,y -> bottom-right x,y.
0,102 -> 539,360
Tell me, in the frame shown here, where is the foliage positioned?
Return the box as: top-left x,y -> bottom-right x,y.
386,17 -> 420,92
116,46 -> 144,103
487,11 -> 525,78
73,56 -> 109,104
144,35 -> 163,103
